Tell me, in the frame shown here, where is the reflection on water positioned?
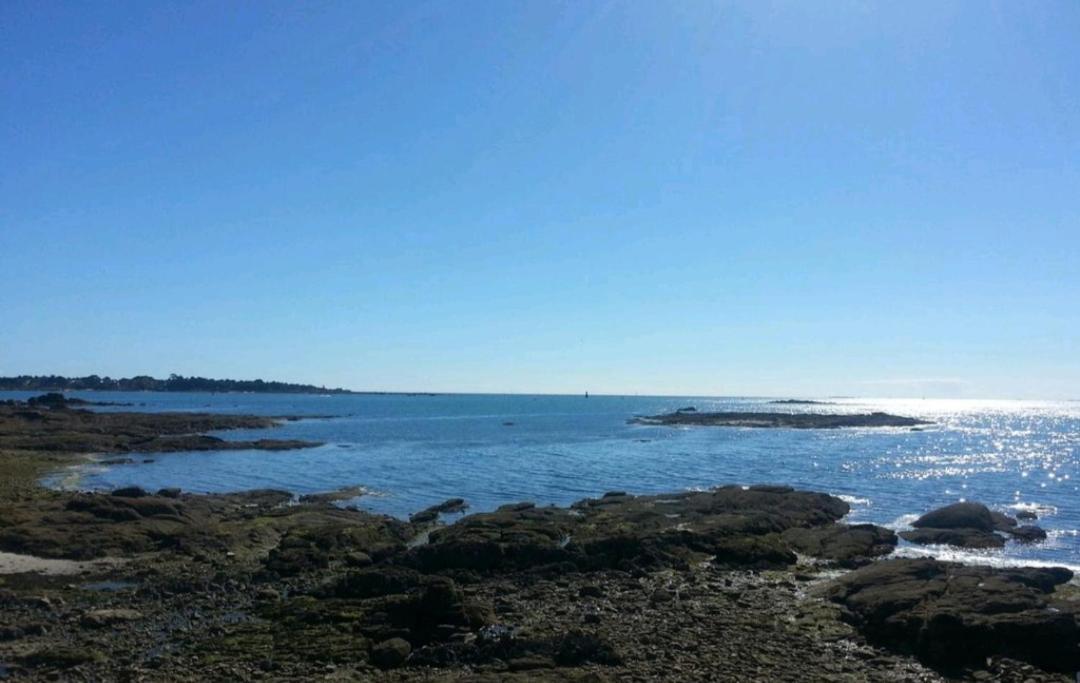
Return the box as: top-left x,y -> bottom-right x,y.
6,391 -> 1075,568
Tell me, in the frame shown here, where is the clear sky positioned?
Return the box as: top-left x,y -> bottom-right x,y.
2,2 -> 1078,398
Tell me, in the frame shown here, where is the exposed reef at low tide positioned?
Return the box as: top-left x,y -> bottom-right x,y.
630,410 -> 932,429
0,397 -> 1074,681
0,395 -> 321,456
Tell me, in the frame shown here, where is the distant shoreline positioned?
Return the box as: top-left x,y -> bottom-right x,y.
1,388 -> 440,397
0,374 -> 438,396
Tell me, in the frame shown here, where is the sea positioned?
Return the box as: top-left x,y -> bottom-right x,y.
5,391 -> 1078,570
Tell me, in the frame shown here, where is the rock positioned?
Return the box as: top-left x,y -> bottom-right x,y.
912,502 -> 996,532
825,559 -> 1079,672
120,496 -> 183,518
20,596 -> 56,611
25,393 -> 74,409
410,509 -> 439,524
990,510 -> 1018,531
748,484 -> 794,493
900,527 -> 1005,549
1016,510 -> 1038,521
901,502 -> 1018,548
410,498 -> 470,524
18,647 -> 104,669
0,626 -> 24,640
370,637 -> 411,669
345,551 -> 373,567
781,523 -> 897,565
409,486 -> 847,575
508,655 -> 556,671
553,630 -> 622,666
255,587 -> 280,602
702,533 -> 793,570
500,502 -> 536,512
81,608 -> 143,628
1007,526 -> 1048,543
111,486 -> 150,498
262,520 -> 409,576
298,486 -> 365,504
157,487 -> 182,498
631,411 -> 931,429
322,567 -> 426,599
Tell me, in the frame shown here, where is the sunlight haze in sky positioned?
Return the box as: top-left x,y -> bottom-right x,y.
2,2 -> 1078,398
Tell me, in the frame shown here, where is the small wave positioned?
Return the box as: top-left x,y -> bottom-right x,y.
891,544 -> 1080,574
886,513 -> 920,531
1007,502 -> 1058,517
836,494 -> 871,506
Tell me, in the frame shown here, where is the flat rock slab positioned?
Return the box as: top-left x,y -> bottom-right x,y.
825,558 -> 1079,673
0,551 -> 123,576
630,411 -> 931,429
0,403 -> 321,453
782,523 -> 898,566
408,485 -> 854,574
81,608 -> 143,628
899,527 -> 1005,549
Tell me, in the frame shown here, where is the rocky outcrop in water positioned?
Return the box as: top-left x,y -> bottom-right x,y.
900,502 -> 1049,549
630,411 -> 931,429
768,399 -> 833,405
0,401 -> 320,454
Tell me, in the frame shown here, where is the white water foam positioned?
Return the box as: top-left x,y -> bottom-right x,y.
890,544 -> 1080,575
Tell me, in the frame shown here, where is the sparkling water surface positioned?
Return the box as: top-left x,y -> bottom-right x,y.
8,391 -> 1077,569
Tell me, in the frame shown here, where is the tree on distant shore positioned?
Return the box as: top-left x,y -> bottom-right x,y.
0,374 -> 352,394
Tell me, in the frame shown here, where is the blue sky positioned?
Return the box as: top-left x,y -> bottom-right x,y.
2,1 -> 1078,398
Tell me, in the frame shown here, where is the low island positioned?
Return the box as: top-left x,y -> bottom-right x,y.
631,410 -> 932,429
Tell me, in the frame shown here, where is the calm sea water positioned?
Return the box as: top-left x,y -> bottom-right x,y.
7,391 -> 1078,569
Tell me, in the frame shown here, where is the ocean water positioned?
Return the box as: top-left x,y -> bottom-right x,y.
7,391 -> 1078,569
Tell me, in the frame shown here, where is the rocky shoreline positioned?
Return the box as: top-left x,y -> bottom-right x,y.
0,397 -> 1077,681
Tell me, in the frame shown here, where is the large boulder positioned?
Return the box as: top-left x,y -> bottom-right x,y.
825,559 -> 1079,672
905,502 -> 1043,548
370,637 -> 411,669
912,502 -> 996,531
